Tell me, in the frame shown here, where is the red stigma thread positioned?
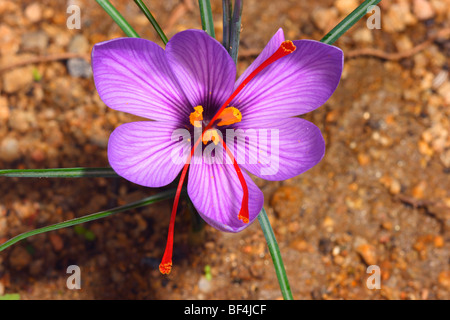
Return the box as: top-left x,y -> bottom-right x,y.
217,136 -> 249,223
159,41 -> 296,274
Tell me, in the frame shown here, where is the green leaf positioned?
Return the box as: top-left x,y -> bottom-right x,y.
133,0 -> 169,45
320,0 -> 382,45
222,0 -> 232,51
0,189 -> 178,252
95,0 -> 140,38
0,167 -> 119,178
258,208 -> 293,300
198,0 -> 215,38
229,0 -> 243,64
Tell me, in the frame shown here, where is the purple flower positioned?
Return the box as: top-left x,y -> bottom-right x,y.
92,29 -> 343,274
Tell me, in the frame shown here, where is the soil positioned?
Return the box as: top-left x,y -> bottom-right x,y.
0,0 -> 449,300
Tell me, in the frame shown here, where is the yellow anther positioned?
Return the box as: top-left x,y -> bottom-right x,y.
189,105 -> 204,127
217,107 -> 242,126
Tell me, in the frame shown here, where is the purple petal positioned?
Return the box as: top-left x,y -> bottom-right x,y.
232,39 -> 343,123
234,28 -> 285,88
92,38 -> 190,123
165,30 -> 236,116
108,121 -> 189,188
231,117 -> 325,181
187,161 -> 264,233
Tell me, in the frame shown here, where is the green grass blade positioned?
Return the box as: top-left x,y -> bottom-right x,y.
258,208 -> 294,300
320,0 -> 381,45
222,0 -> 232,51
0,189 -> 177,252
95,0 -> 140,38
229,0 -> 243,64
198,0 -> 216,38
133,0 -> 169,45
0,167 -> 119,178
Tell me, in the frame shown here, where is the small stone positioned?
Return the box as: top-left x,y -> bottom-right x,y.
413,0 -> 435,20
0,136 -> 20,162
437,81 -> 450,105
198,276 -> 212,293
2,67 -> 34,93
9,246 -> 32,271
67,58 -> 92,78
68,34 -> 90,54
356,244 -> 377,265
433,236 -> 444,248
322,216 -> 335,231
438,271 -> 450,289
352,28 -> 373,44
412,181 -> 427,199
25,3 -> 43,23
49,233 -> 64,252
290,238 -> 314,252
21,30 -> 49,52
270,186 -> 302,218
0,96 -> 9,121
311,7 -> 339,32
357,153 -> 370,166
395,35 -> 413,52
384,3 -> 417,33
335,0 -> 359,15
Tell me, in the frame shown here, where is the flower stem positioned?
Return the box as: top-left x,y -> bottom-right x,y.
0,167 -> 118,178
95,0 -> 140,38
257,208 -> 293,300
0,189 -> 177,252
320,0 -> 381,45
133,0 -> 169,45
198,0 -> 216,38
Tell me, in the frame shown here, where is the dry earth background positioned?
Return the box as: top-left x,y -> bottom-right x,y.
0,0 -> 449,300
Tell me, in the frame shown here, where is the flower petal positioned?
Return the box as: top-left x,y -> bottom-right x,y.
232,39 -> 343,123
234,28 -> 285,88
187,161 -> 264,233
231,117 -> 325,181
108,121 -> 190,188
165,30 -> 236,117
92,38 -> 190,123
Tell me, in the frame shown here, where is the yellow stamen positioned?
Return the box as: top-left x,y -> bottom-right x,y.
189,105 -> 203,127
202,129 -> 220,145
217,107 -> 242,126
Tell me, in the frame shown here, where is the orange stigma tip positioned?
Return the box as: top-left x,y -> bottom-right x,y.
238,214 -> 249,224
159,262 -> 172,275
281,40 -> 296,53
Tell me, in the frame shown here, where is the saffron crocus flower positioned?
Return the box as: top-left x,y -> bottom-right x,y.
92,29 -> 343,274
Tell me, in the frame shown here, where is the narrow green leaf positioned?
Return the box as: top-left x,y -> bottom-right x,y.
229,0 -> 243,64
95,0 -> 140,38
133,0 -> 169,45
0,167 -> 119,178
222,0 -> 232,51
0,189 -> 177,252
320,0 -> 382,45
258,208 -> 293,300
198,0 -> 216,38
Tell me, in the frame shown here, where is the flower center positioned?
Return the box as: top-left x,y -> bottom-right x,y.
159,40 -> 297,275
